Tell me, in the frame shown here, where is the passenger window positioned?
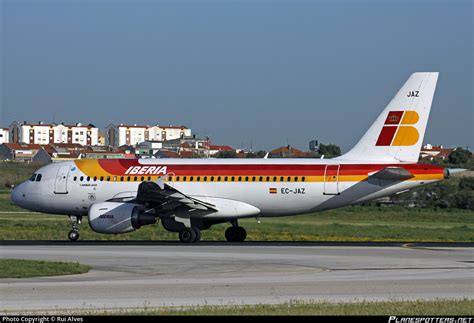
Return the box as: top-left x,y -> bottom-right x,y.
238,177 -> 242,182
134,176 -> 137,181
217,176 -> 221,182
176,176 -> 180,181
141,176 -> 144,181
266,176 -> 270,182
190,176 -> 194,181
273,176 -> 277,182
302,177 -> 306,182
93,176 -> 97,181
120,176 -> 124,181
36,174 -> 42,182
183,176 -> 187,181
287,176 -> 291,182
87,176 -> 90,182
148,176 -> 151,181
231,176 -> 235,181
224,176 -> 228,181
197,176 -> 200,182
259,176 -> 262,182
106,176 -> 110,181
80,176 -> 84,181
210,176 -> 214,182
73,176 -> 77,181
203,176 -> 207,182
252,176 -> 256,182
113,176 -> 117,182
294,176 -> 298,182
280,176 -> 284,182
127,176 -> 131,181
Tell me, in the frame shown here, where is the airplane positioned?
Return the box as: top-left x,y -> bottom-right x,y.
11,72 -> 448,243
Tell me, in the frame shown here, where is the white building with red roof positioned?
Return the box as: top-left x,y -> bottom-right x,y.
419,144 -> 456,161
9,121 -> 99,146
106,123 -> 192,147
0,128 -> 9,144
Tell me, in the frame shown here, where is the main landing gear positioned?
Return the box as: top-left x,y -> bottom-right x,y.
225,220 -> 247,242
68,215 -> 82,242
178,227 -> 201,243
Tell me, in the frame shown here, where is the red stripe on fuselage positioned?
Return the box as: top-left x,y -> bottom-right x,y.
94,160 -> 444,176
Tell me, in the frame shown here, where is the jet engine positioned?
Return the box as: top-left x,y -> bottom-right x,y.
88,202 -> 157,234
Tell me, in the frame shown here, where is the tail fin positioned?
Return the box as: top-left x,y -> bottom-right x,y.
338,72 -> 439,163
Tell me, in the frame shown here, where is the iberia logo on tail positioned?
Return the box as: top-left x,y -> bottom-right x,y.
376,111 -> 419,146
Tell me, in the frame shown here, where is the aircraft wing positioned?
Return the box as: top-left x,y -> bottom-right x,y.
136,180 -> 218,212
369,166 -> 414,181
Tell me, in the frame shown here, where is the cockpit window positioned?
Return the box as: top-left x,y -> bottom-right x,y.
36,174 -> 42,182
29,174 -> 37,181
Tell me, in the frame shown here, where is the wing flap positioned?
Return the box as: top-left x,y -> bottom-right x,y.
136,181 -> 218,212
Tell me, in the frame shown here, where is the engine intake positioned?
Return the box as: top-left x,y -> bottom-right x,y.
89,202 -> 157,234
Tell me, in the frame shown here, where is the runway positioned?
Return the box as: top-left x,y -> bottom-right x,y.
0,242 -> 473,313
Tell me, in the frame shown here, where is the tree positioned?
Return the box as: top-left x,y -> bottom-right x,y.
246,150 -> 267,158
448,148 -> 472,165
213,151 -> 237,158
318,144 -> 341,158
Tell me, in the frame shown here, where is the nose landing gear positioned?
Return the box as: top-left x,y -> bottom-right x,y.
68,215 -> 82,242
225,220 -> 247,242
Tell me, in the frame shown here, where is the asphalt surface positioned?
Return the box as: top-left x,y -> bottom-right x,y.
0,242 -> 473,313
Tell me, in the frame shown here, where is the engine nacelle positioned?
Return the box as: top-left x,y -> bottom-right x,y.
88,202 -> 157,234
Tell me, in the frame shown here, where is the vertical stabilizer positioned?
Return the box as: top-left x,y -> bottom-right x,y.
338,72 -> 439,163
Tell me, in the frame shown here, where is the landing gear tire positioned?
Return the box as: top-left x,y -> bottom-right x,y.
236,226 -> 247,241
179,228 -> 197,243
68,215 -> 82,242
225,226 -> 247,242
68,230 -> 79,242
193,227 -> 202,243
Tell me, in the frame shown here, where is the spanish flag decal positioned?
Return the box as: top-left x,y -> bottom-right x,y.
269,188 -> 277,194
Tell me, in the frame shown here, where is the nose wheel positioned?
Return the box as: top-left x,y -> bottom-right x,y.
68,229 -> 79,241
225,220 -> 247,242
68,215 -> 82,242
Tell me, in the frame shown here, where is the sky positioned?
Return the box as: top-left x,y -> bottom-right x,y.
1,0 -> 472,152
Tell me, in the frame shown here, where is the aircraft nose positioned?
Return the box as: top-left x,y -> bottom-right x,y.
11,183 -> 26,207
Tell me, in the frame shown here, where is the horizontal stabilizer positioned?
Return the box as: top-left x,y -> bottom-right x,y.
369,167 -> 414,181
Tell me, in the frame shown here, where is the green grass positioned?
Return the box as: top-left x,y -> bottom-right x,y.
0,259 -> 90,278
0,189 -> 472,241
70,299 -> 474,315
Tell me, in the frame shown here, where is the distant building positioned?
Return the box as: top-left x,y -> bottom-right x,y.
106,123 -> 192,147
208,145 -> 235,156
162,136 -> 210,157
135,141 -> 164,156
309,140 -> 319,152
0,143 -> 50,164
9,121 -> 99,146
420,144 -> 455,161
82,145 -> 135,159
269,146 -> 313,158
0,128 -> 9,144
